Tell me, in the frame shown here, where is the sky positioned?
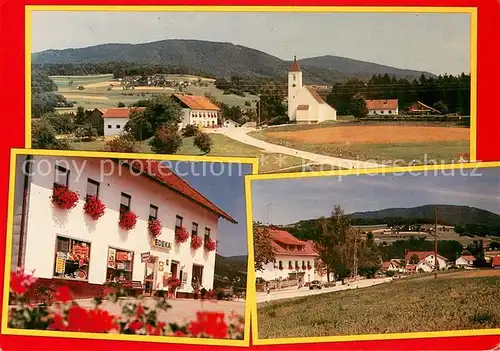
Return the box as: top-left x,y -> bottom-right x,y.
251,167 -> 500,225
31,11 -> 471,75
171,161 -> 251,257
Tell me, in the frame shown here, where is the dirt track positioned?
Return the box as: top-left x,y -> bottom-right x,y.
267,125 -> 469,145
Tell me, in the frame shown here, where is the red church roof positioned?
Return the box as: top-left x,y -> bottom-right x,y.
119,160 -> 236,223
289,56 -> 301,72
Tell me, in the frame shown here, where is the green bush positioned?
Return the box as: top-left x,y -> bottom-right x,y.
78,85 -> 85,90
182,124 -> 199,137
149,124 -> 182,154
103,133 -> 140,153
269,115 -> 290,126
193,132 -> 212,154
74,124 -> 98,141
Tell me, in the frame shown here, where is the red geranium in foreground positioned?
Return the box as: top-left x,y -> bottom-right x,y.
188,312 -> 228,338
175,226 -> 190,244
51,185 -> 79,210
84,196 -> 106,220
119,210 -> 138,230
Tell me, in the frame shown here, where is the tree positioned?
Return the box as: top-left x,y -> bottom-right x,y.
31,119 -> 71,150
357,233 -> 382,278
253,223 -> 275,271
433,101 -> 449,114
42,112 -> 75,134
103,133 -> 139,153
149,124 -> 182,154
409,254 -> 420,264
74,124 -> 98,141
182,124 -> 199,137
193,132 -> 212,154
348,93 -> 368,121
117,102 -> 126,108
124,108 -> 153,141
74,106 -> 87,125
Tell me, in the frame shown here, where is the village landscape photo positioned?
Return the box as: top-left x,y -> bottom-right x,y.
30,9 -> 473,173
4,151 -> 251,341
250,166 -> 500,340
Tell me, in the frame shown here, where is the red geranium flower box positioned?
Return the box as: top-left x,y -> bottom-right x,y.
119,210 -> 137,230
302,265 -> 306,270
148,218 -> 162,238
191,235 -> 203,250
175,227 -> 189,244
83,196 -> 105,220
204,238 -> 216,252
279,266 -> 283,270
288,265 -> 293,270
307,265 -> 312,270
51,184 -> 79,210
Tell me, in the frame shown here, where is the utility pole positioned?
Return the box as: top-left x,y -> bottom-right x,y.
434,204 -> 438,279
353,229 -> 359,280
257,94 -> 261,127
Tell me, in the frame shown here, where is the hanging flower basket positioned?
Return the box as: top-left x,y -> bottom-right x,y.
307,265 -> 312,270
288,264 -> 293,270
279,266 -> 283,271
204,238 -> 216,252
51,184 -> 79,210
174,227 -> 189,244
191,235 -> 203,250
295,265 -> 300,271
119,210 -> 137,230
148,218 -> 162,238
301,265 -> 306,270
83,196 -> 105,220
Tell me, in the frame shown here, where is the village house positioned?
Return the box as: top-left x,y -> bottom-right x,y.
405,251 -> 448,273
102,107 -> 145,137
366,99 -> 399,116
171,93 -> 221,129
85,108 -> 106,136
287,57 -> 337,124
223,119 -> 240,128
255,227 -> 317,284
381,259 -> 405,273
455,254 -> 475,269
407,101 -> 441,115
12,156 -> 236,299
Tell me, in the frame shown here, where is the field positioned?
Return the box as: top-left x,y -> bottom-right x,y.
50,74 -> 257,112
67,134 -> 305,173
257,270 -> 500,339
251,123 -> 470,165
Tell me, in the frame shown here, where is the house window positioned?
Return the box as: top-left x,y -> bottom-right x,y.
108,125 -> 112,129
293,74 -> 296,81
192,264 -> 203,288
204,227 -> 211,241
86,178 -> 100,199
106,247 -> 134,283
192,222 -> 199,236
120,193 -> 131,212
380,111 -> 384,115
53,236 -> 90,280
149,204 -> 158,220
389,110 -> 392,114
175,215 -> 183,229
54,165 -> 69,187
116,125 -> 121,129
279,261 -> 283,269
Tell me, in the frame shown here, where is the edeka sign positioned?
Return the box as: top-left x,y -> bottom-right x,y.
151,238 -> 172,250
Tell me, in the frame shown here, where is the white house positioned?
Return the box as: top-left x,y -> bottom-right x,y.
172,94 -> 221,129
382,259 -> 405,273
102,107 -> 145,137
405,251 -> 448,273
455,255 -> 475,269
255,227 -> 317,284
366,99 -> 399,116
223,119 -> 240,128
287,57 -> 337,124
12,156 -> 236,298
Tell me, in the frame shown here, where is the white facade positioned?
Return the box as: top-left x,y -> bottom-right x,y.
104,117 -> 129,137
455,256 -> 475,268
415,254 -> 448,273
180,109 -> 219,129
223,120 -> 240,128
256,255 -> 316,283
19,156 -> 222,293
368,108 -> 399,116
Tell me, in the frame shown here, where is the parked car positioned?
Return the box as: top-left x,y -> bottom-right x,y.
309,280 -> 322,290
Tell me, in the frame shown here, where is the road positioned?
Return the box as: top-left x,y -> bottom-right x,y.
213,127 -> 384,170
256,277 -> 392,303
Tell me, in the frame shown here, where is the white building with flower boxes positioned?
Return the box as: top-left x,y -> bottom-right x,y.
255,227 -> 317,284
12,155 -> 236,299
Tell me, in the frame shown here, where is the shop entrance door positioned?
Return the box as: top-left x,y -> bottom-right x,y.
144,256 -> 158,296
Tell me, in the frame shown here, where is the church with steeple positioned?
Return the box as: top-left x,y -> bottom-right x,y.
287,56 -> 337,124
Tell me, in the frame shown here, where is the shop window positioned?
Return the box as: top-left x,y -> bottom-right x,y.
53,236 -> 90,280
149,204 -> 158,220
120,193 -> 131,212
175,215 -> 183,229
54,165 -> 69,187
191,265 -> 203,288
192,222 -> 199,236
86,178 -> 100,199
279,261 -> 283,269
106,247 -> 134,283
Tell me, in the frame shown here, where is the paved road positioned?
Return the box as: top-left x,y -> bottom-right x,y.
256,278 -> 392,303
213,127 -> 384,170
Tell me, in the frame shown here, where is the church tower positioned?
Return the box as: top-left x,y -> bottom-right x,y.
288,56 -> 302,119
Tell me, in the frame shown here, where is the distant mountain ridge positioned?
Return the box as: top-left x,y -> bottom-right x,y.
32,39 -> 434,84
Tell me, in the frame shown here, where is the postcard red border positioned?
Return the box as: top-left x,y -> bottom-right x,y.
0,0 -> 499,349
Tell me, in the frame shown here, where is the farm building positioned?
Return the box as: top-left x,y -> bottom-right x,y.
102,107 -> 145,137
287,57 -> 337,124
11,156 -> 237,299
172,93 -> 221,129
381,259 -> 405,273
407,101 -> 441,115
405,251 -> 448,273
223,119 -> 240,128
255,227 -> 317,284
455,255 -> 475,269
366,99 -> 399,116
86,108 -> 106,136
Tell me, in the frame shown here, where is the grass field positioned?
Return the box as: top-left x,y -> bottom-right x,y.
257,270 -> 500,339
68,133 -> 305,173
251,123 -> 470,165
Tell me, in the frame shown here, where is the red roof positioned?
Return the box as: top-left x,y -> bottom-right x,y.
268,228 -> 317,257
102,107 -> 145,119
460,255 -> 475,261
492,256 -> 500,266
172,94 -> 220,111
289,56 -> 301,72
119,160 -> 236,223
406,264 -> 417,271
305,87 -> 325,104
405,251 -> 435,261
366,99 -> 398,111
382,261 -> 391,269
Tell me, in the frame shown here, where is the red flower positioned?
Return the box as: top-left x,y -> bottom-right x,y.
136,303 -> 145,319
103,287 -> 116,296
301,265 -> 306,270
175,226 -> 190,244
129,320 -> 143,332
279,266 -> 283,270
51,185 -> 79,210
190,235 -> 203,250
54,286 -> 73,303
119,210 -> 137,230
188,311 -> 228,338
83,196 -> 105,220
51,305 -> 118,333
204,237 -> 216,252
173,330 -> 185,337
307,265 -> 312,270
148,218 -> 162,238
10,268 -> 37,295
